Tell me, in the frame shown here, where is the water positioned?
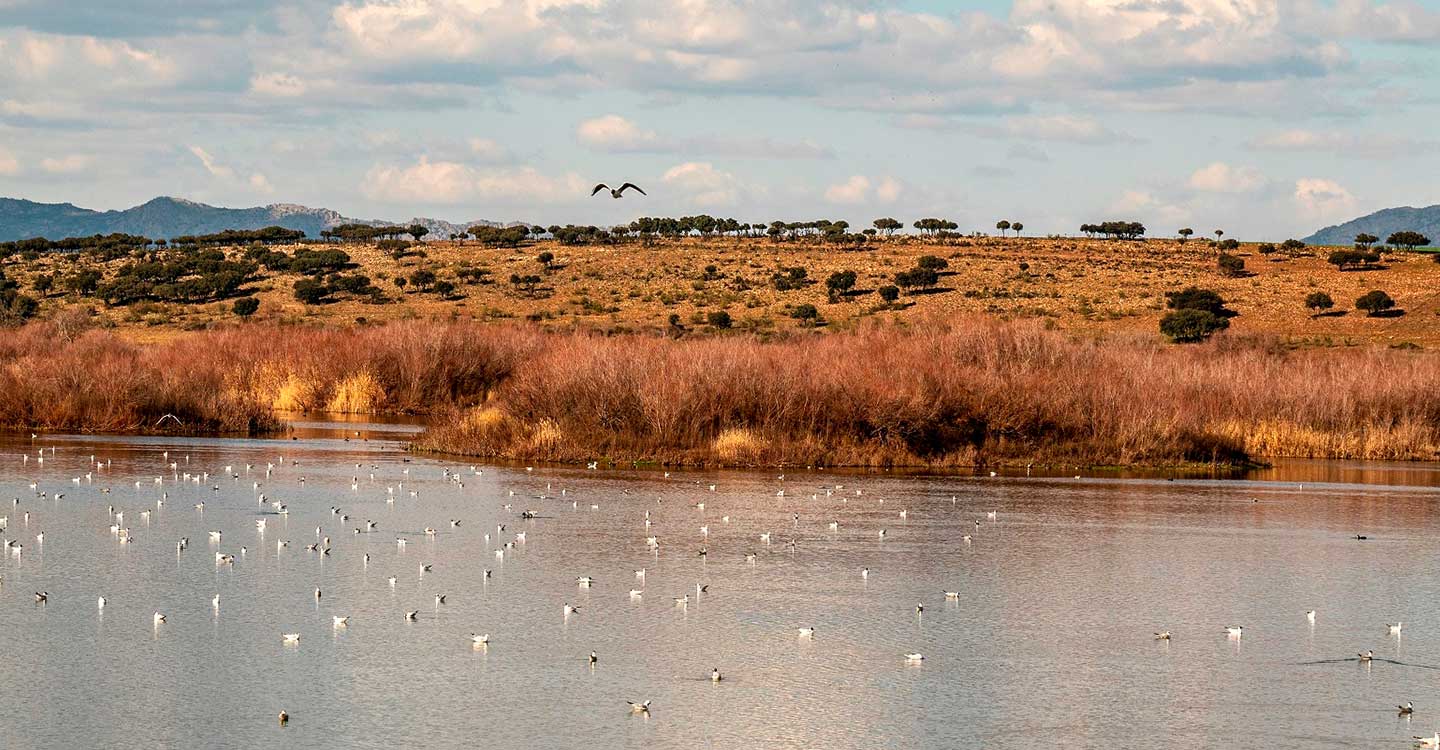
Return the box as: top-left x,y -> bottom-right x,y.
3,428 -> 1440,749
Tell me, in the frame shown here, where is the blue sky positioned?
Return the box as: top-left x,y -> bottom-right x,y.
1,0 -> 1438,239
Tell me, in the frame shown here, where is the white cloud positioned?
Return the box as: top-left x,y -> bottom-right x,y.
576,114 -> 660,151
1108,189 -> 1191,225
250,72 -> 308,97
1293,178 -> 1358,220
1248,129 -> 1432,158
0,30 -> 175,87
362,156 -> 585,204
249,173 -> 275,194
40,154 -> 92,174
824,175 -> 901,205
468,137 -> 512,163
189,145 -> 235,180
577,114 -> 832,159
1187,162 -> 1266,193
661,161 -> 745,207
0,148 -> 19,176
975,115 -> 1135,145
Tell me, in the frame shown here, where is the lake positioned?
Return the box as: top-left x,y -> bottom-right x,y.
2,423 -> 1439,749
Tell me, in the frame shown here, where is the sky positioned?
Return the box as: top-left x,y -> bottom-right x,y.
1,0 -> 1439,239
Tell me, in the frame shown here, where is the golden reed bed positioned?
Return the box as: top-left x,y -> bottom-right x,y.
3,317 -> 1438,467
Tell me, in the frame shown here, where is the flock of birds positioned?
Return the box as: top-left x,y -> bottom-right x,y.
1,434 -> 1435,745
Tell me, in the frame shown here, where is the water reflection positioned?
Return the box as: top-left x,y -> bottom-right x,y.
2,432 -> 1440,749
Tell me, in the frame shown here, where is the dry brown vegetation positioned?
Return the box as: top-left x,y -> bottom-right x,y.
4,316 -> 1440,467
9,236 -> 1440,347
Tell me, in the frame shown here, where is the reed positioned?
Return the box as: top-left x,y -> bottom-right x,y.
3,317 -> 1439,466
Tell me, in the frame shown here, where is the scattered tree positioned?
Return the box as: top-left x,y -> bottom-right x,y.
706,310 -> 732,329
1217,253 -> 1245,277
1160,309 -> 1229,343
1164,287 -> 1232,317
1304,291 -> 1333,316
232,296 -> 260,317
1328,249 -> 1380,271
32,274 -> 54,295
996,220 -> 1011,236
916,255 -> 949,272
872,218 -> 902,237
1355,289 -> 1396,316
1178,228 -> 1194,242
878,285 -> 900,303
537,251 -> 555,270
1387,231 -> 1431,251
1354,233 -> 1379,249
1011,222 -> 1023,236
293,278 -> 329,305
825,270 -> 857,302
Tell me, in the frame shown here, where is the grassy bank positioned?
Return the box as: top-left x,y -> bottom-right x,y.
4,317 -> 1439,467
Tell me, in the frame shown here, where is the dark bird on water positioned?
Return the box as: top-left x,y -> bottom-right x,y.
591,183 -> 646,199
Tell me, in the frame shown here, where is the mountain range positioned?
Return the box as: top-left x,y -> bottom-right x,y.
1302,204 -> 1440,247
0,196 -> 526,243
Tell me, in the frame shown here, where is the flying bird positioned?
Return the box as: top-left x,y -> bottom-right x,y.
591,182 -> 646,199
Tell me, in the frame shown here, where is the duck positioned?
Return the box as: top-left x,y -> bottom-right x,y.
628,700 -> 651,714
1154,631 -> 1171,640
278,710 -> 289,726
1359,650 -> 1374,662
1399,701 -> 1414,715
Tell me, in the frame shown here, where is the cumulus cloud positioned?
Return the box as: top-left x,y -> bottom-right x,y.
1293,178 -> 1358,220
577,114 -> 832,159
40,154 -> 92,174
189,145 -> 273,194
1108,189 -> 1191,225
661,161 -> 747,207
362,156 -> 585,204
1248,129 -> 1434,158
0,148 -> 19,176
1187,162 -> 1266,193
907,113 -> 1136,144
250,72 -> 308,97
824,175 -> 901,205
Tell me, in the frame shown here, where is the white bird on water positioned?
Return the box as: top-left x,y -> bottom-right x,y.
282,633 -> 300,644
153,611 -> 167,625
332,616 -> 349,627
628,700 -> 651,714
470,633 -> 489,645
1306,610 -> 1316,623
1225,626 -> 1244,638
97,596 -> 106,609
905,653 -> 925,663
1390,622 -> 1404,635
1415,733 -> 1439,749
798,627 -> 815,638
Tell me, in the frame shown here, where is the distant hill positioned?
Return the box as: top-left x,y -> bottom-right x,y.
1303,205 -> 1440,247
0,196 -> 526,243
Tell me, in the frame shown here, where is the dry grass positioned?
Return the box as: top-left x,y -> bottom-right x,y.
5,316 -> 1440,467
12,236 -> 1440,347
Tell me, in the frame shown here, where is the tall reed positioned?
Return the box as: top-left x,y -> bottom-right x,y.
3,317 -> 1439,466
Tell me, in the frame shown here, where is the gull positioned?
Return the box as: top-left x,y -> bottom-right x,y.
589,650 -> 598,664
434,594 -> 447,606
153,612 -> 167,625
405,611 -> 419,621
333,616 -> 349,627
278,711 -> 289,726
450,520 -> 461,528
564,603 -> 579,616
674,595 -> 690,606
1225,626 -> 1244,638
629,590 -> 643,599
711,668 -> 723,683
1306,610 -> 1316,623
943,591 -> 960,600
905,653 -> 925,663
628,700 -> 651,714
1416,733 -> 1439,749
1391,623 -> 1404,635
1359,650 -> 1375,662
987,511 -> 998,520
34,591 -> 47,604
216,553 -> 235,565
1154,631 -> 1171,640
862,568 -> 870,580
577,577 -> 596,587
471,633 -> 489,645
388,576 -> 398,587
97,596 -> 106,609
635,569 -> 646,580
212,594 -> 220,610
208,530 -> 221,541
314,588 -> 322,600
915,603 -> 924,614
282,633 -> 300,644
798,627 -> 815,638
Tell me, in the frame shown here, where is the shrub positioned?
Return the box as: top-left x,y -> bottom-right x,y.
232,297 -> 260,317
408,269 -> 437,291
537,251 -> 555,269
790,303 -> 820,321
293,278 -> 329,305
1257,243 -> 1277,254
1217,253 -> 1245,277
1280,239 -> 1307,253
1328,249 -> 1380,270
771,266 -> 808,291
1355,290 -> 1396,316
1217,239 -> 1240,251
1164,287 -> 1230,316
878,285 -> 900,303
32,274 -> 54,295
706,310 -> 732,329
825,270 -> 857,301
1304,292 -> 1333,316
895,267 -> 939,292
433,280 -> 457,298
1160,309 -> 1228,343
916,255 -> 949,272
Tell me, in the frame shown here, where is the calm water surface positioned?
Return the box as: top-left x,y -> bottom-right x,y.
3,427 -> 1440,749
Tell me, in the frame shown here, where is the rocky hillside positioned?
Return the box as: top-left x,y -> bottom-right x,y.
1304,205 -> 1440,247
0,196 -> 522,242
